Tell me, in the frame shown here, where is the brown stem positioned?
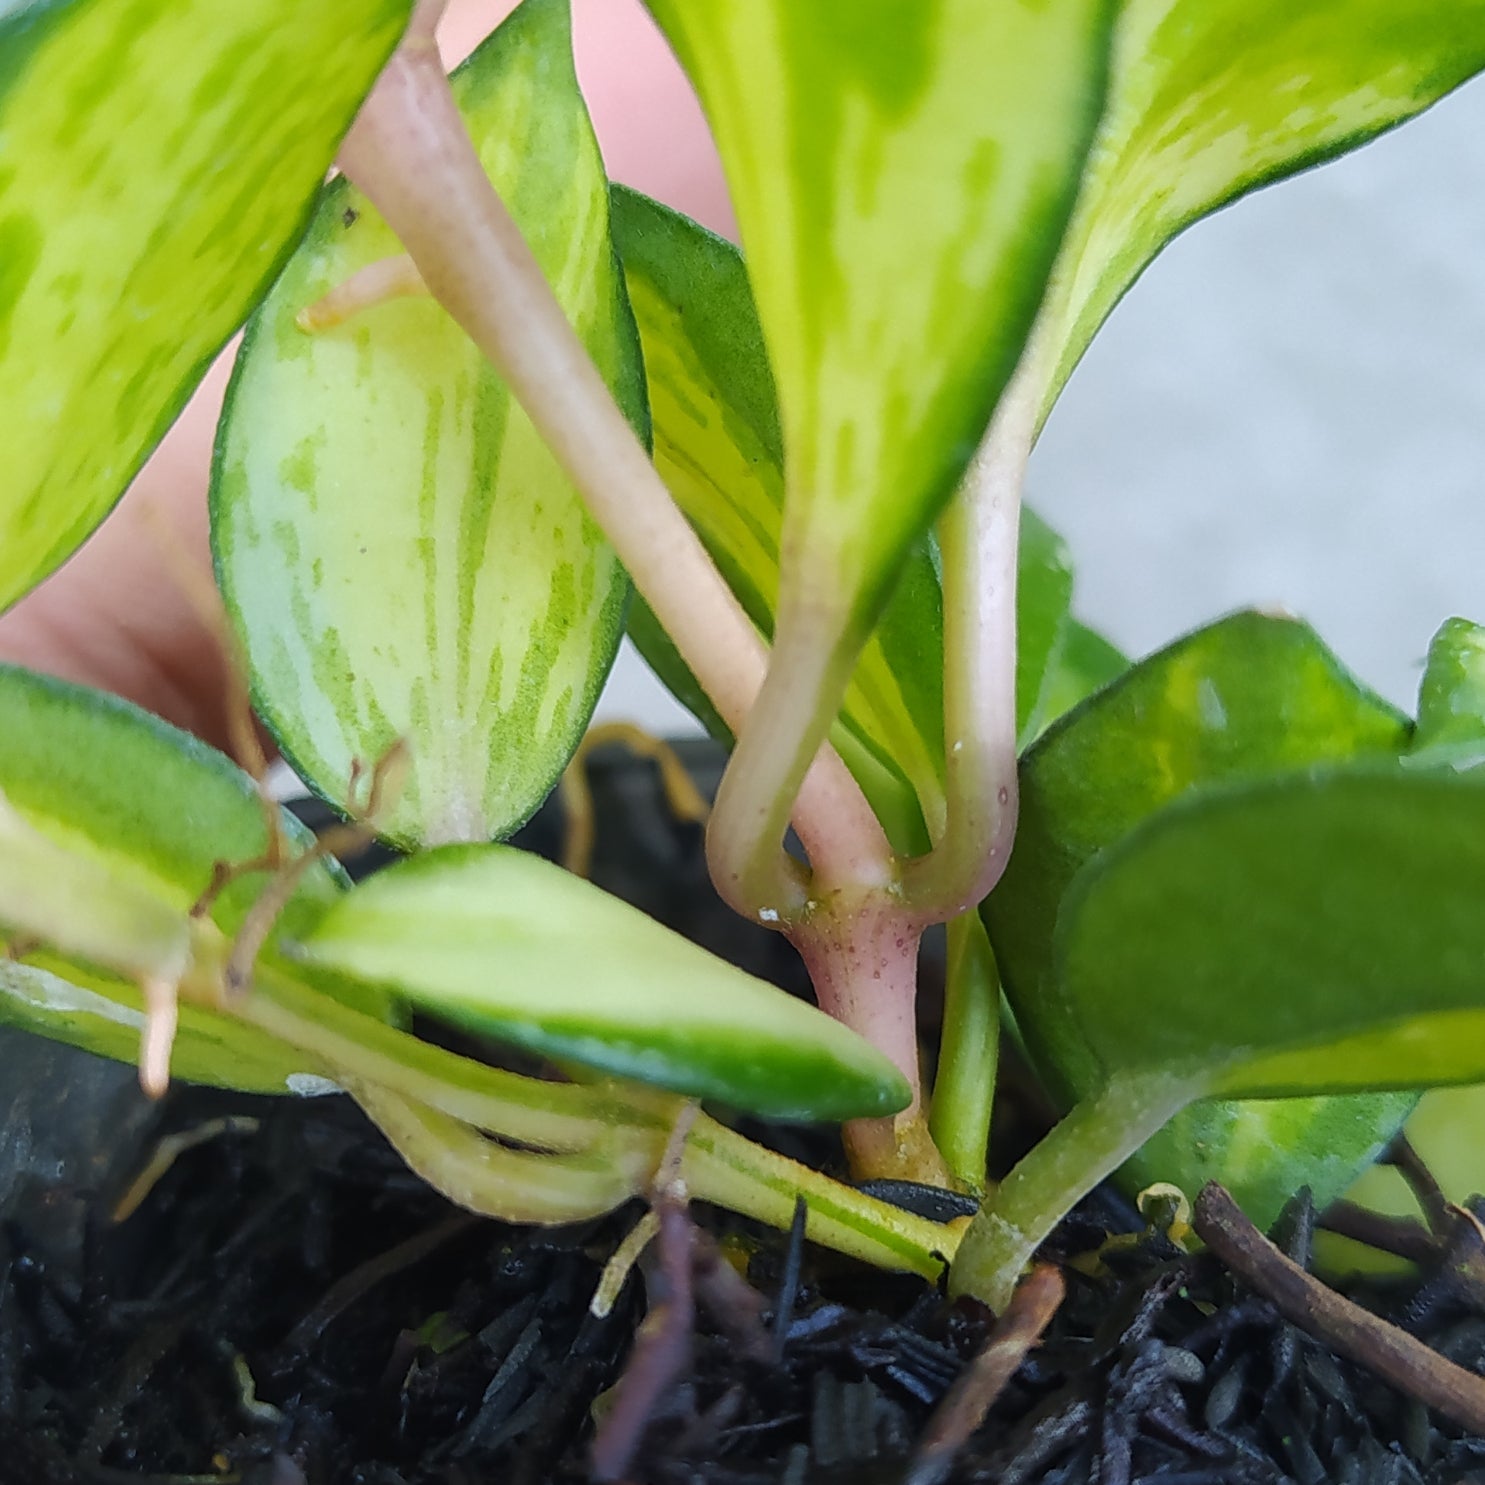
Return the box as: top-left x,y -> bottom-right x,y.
906,1264 -> 1066,1485
1193,1181 -> 1485,1437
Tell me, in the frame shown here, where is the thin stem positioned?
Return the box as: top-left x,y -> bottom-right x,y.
928,912 -> 1001,1194
902,359 -> 1037,917
683,1111 -> 961,1281
352,1080 -> 647,1224
335,25 -> 886,914
948,1072 -> 1201,1312
707,620 -> 896,916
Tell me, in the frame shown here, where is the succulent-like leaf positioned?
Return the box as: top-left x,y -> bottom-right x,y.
213,0 -> 641,848
612,188 -> 1075,853
641,0 -> 1113,664
1033,0 -> 1485,416
985,612 -> 1416,1220
0,665 -> 346,1093
1056,768 -> 1485,1098
297,843 -> 914,1122
0,0 -> 413,609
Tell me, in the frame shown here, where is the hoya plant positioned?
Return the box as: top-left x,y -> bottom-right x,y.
3,0 -> 1485,1316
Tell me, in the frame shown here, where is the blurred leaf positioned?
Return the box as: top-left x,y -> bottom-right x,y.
613,187 -> 1074,852
986,612 -> 1415,1220
1057,769 -> 1485,1100
1024,618 -> 1127,744
0,664 -> 346,1093
1411,616 -> 1485,765
641,0 -> 1113,664
1034,0 -> 1485,417
298,843 -> 914,1121
214,0 -> 640,848
0,0 -> 413,609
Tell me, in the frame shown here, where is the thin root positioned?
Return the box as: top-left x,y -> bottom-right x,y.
559,722 -> 711,878
138,973 -> 180,1099
111,1114 -> 261,1223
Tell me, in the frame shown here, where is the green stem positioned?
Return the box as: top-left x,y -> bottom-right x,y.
351,1080 -> 648,1224
929,912 -> 1001,1193
684,1111 -> 961,1280
902,361 -> 1035,919
242,965 -> 644,1152
948,1071 -> 1202,1311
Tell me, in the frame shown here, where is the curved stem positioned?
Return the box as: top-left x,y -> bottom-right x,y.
902,360 -> 1036,918
707,619 -> 896,918
352,1080 -> 648,1224
928,911 -> 1001,1193
948,1072 -> 1201,1312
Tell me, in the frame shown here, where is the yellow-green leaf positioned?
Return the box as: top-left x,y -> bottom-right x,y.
213,0 -> 642,847
642,0 -> 1113,667
0,0 -> 413,609
1033,0 -> 1485,418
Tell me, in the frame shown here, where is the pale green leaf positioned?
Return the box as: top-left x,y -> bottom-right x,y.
1034,0 -> 1485,417
213,0 -> 641,847
0,664 -> 348,1094
642,0 -> 1113,659
297,843 -> 914,1122
1412,616 -> 1485,764
0,0 -> 413,609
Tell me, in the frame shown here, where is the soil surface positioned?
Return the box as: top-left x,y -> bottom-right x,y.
3,744 -> 1484,1484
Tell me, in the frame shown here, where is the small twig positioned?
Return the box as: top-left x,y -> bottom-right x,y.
1384,1132 -> 1452,1237
770,1196 -> 809,1364
906,1263 -> 1066,1485
1319,1199 -> 1441,1265
1193,1181 -> 1485,1436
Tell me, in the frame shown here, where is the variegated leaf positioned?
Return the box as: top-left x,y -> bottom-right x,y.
213,0 -> 642,847
0,664 -> 346,1094
0,0 -> 412,609
297,843 -> 914,1121
1033,0 -> 1485,418
641,0 -> 1113,671
612,188 -> 1075,855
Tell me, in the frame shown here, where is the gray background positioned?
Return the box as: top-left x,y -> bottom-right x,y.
599,74 -> 1485,731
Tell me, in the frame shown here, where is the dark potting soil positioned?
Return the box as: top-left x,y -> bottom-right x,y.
2,742 -> 1484,1484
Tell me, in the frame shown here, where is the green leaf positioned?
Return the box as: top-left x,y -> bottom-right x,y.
985,612 -> 1415,1219
296,843 -> 914,1122
1023,618 -> 1127,745
1056,769 -> 1485,1099
0,0 -> 413,610
0,664 -> 346,1093
1412,616 -> 1485,763
1033,0 -> 1485,417
612,187 -> 1075,853
213,0 -> 641,848
641,0 -> 1113,660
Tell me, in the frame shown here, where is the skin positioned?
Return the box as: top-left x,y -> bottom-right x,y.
0,0 -> 731,755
